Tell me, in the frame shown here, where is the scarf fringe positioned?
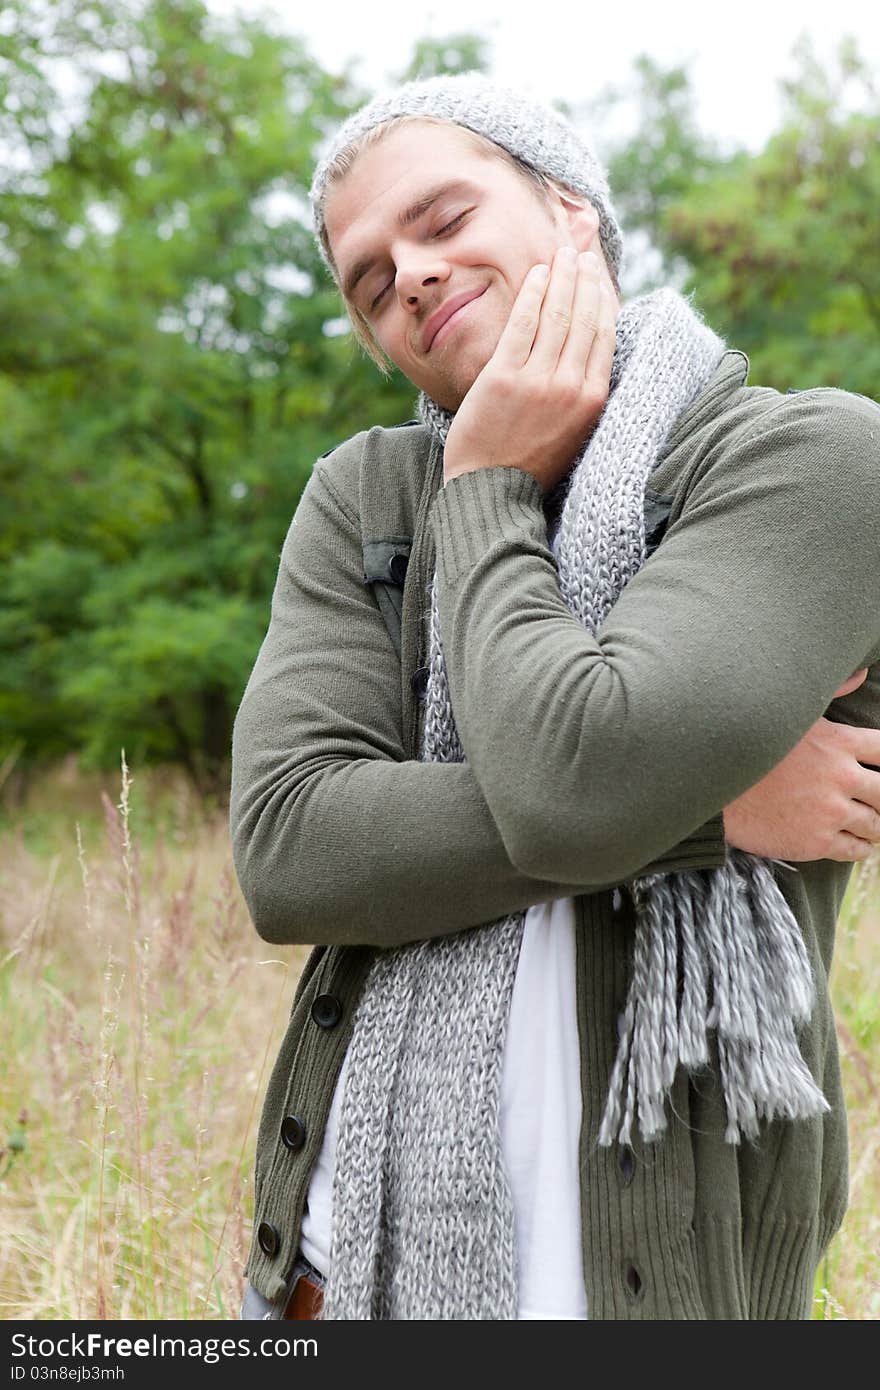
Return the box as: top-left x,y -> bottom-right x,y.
597,852 -> 829,1148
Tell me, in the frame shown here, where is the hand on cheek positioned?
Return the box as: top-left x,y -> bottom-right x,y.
443,246 -> 620,490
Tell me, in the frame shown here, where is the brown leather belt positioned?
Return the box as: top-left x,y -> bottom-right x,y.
284,1271 -> 324,1320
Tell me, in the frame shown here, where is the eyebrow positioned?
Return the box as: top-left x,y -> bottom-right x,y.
340,179 -> 475,304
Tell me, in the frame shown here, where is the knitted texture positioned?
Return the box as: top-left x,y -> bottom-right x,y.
320,289 -> 830,1321
309,71 -> 624,284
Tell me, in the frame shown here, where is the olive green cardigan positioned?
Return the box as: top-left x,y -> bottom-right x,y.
230,352 -> 880,1318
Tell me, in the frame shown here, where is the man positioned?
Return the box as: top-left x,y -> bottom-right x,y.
232,74 -> 880,1320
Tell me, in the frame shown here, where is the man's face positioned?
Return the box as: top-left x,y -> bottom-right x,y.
323,121 -> 601,411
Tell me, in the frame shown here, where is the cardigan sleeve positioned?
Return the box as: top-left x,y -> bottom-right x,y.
230,451 -> 726,949
430,388 -> 880,884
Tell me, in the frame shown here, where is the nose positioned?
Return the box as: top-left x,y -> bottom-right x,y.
394,242 -> 451,309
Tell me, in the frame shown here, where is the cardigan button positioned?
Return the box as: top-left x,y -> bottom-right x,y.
280,1115 -> 307,1151
625,1264 -> 643,1299
257,1221 -> 281,1258
410,666 -> 430,699
311,993 -> 342,1029
388,552 -> 409,585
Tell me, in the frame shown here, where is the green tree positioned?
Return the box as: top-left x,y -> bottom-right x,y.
666,38 -> 880,393
0,1 -> 484,791
589,41 -> 879,396
394,32 -> 490,83
580,54 -> 730,292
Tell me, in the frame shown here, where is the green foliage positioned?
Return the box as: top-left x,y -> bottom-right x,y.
0,0 -> 475,786
394,32 -> 490,84
593,40 -> 880,396
586,54 -> 732,288
667,40 -> 880,393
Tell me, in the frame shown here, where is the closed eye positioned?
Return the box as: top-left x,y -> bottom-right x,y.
369,210 -> 472,311
434,210 -> 469,238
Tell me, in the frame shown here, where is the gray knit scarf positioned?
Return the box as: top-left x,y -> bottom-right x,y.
321,288 -> 828,1321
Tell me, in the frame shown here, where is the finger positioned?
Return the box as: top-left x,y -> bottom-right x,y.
493,262 -> 551,369
544,244 -> 600,375
854,728 -> 880,767
556,249 -> 603,378
814,717 -> 880,769
826,831 -> 875,862
527,245 -> 582,372
831,667 -> 868,699
582,277 -> 617,398
852,764 -> 880,814
842,798 -> 880,843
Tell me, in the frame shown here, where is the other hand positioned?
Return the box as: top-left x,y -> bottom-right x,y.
723,668 -> 880,862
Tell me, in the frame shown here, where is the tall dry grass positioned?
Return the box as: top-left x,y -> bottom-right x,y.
0,757 -> 309,1320
0,758 -> 877,1319
817,847 -> 880,1318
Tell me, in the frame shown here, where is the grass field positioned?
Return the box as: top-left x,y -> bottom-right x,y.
1,760 -> 878,1320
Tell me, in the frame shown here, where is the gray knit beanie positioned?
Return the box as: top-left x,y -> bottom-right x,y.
309,71 -> 623,286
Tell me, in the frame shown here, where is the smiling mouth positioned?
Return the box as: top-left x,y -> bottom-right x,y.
426,287 -> 487,353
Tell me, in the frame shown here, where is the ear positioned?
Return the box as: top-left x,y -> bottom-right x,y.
555,190 -> 600,251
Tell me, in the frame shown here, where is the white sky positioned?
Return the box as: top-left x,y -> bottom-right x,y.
206,0 -> 879,153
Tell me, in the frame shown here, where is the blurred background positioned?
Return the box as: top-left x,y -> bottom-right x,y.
1,0 -> 878,1320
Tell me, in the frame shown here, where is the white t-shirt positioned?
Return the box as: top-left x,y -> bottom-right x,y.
299,895 -> 588,1319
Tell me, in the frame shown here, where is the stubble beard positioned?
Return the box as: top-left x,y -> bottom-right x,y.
431,335 -> 497,412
